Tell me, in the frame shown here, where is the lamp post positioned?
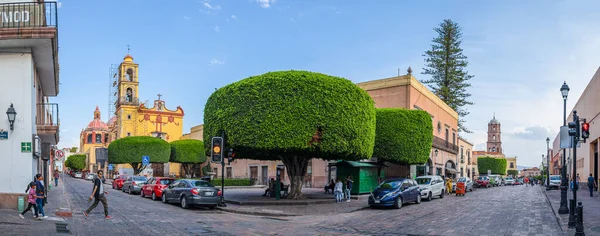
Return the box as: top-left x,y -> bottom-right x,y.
547,137 -> 551,190
6,103 -> 16,131
558,82 -> 570,214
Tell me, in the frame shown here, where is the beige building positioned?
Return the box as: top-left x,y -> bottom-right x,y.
356,69 -> 460,179
550,67 -> 600,185
458,137 -> 475,179
520,167 -> 541,178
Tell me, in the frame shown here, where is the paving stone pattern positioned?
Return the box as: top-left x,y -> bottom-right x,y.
545,186 -> 600,236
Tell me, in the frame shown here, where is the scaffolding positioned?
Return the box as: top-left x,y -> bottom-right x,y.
108,64 -> 119,121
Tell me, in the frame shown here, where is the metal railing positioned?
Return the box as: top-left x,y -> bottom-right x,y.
36,103 -> 59,126
432,136 -> 459,154
0,1 -> 57,28
116,96 -> 139,106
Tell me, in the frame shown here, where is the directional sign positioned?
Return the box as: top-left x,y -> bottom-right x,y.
108,164 -> 113,171
142,156 -> 150,165
55,150 -> 64,159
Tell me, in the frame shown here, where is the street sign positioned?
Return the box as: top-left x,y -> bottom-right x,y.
55,150 -> 64,159
0,131 -> 7,140
108,164 -> 113,171
142,156 -> 150,165
560,126 -> 571,149
21,142 -> 31,153
487,170 -> 491,175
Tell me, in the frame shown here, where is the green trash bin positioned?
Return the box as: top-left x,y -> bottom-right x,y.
17,196 -> 25,213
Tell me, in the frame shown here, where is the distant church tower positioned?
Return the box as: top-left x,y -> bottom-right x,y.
487,114 -> 502,153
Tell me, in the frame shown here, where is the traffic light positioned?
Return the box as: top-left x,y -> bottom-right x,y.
582,119 -> 590,141
211,137 -> 224,163
568,121 -> 579,137
227,148 -> 235,165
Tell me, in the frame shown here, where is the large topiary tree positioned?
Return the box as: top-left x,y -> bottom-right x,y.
108,136 -> 170,175
507,170 -> 519,177
477,156 -> 507,175
170,139 -> 207,177
68,154 -> 87,171
374,108 -> 433,164
204,70 -> 376,199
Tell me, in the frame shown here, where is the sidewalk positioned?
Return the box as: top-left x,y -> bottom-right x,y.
544,186 -> 600,235
218,188 -> 370,216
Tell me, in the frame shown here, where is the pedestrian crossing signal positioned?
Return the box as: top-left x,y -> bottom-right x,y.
211,137 -> 223,163
582,120 -> 590,141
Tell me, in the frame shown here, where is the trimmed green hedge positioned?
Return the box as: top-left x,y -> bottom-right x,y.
209,179 -> 252,186
507,170 -> 519,177
170,139 -> 206,164
478,157 -> 507,175
66,154 -> 86,170
108,136 -> 170,164
203,70 -> 377,161
373,108 -> 433,164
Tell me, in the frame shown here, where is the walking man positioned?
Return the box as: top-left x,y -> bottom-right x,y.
84,170 -> 112,219
53,170 -> 59,187
588,174 -> 597,197
345,176 -> 353,202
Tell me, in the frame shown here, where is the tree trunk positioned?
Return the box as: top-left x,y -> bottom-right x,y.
181,164 -> 193,178
131,163 -> 148,175
280,156 -> 310,200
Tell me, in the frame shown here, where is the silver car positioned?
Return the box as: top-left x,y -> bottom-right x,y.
122,176 -> 148,194
505,177 -> 515,186
548,175 -> 561,189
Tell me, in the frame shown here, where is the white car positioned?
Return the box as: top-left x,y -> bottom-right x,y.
415,175 -> 445,201
548,175 -> 561,189
86,173 -> 96,180
74,172 -> 82,178
504,177 -> 515,185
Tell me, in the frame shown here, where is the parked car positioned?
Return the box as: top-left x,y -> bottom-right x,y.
514,179 -> 523,185
504,177 -> 515,186
476,176 -> 490,188
453,177 -> 474,192
368,178 -> 421,209
112,175 -> 129,190
548,175 -> 561,189
74,172 -> 82,178
86,173 -> 97,180
488,175 -> 502,186
415,175 -> 445,201
141,177 -> 176,201
122,176 -> 148,194
162,179 -> 222,209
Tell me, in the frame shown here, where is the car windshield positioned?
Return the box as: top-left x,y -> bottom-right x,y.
415,178 -> 431,185
506,178 -> 513,181
193,181 -> 214,187
478,177 -> 487,180
159,179 -> 174,185
457,177 -> 467,182
378,180 -> 402,189
133,177 -> 147,181
550,176 -> 561,180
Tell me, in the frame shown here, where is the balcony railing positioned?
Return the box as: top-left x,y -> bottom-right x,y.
432,136 -> 459,154
0,2 -> 57,28
36,103 -> 59,126
116,96 -> 139,106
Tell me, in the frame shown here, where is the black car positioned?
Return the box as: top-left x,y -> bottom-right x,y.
368,178 -> 421,209
162,179 -> 222,209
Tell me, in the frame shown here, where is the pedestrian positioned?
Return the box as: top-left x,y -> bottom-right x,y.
570,177 -> 574,191
34,174 -> 47,219
19,182 -> 42,220
445,177 -> 453,195
345,176 -> 353,202
53,170 -> 59,187
334,179 -> 343,203
84,170 -> 113,219
588,174 -> 597,197
576,174 -> 581,190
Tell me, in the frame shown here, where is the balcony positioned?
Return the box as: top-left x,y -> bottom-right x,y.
116,96 -> 140,107
432,136 -> 459,154
0,2 -> 59,96
36,103 -> 59,145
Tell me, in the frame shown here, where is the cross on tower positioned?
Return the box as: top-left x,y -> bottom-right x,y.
157,94 -> 162,100
126,44 -> 131,54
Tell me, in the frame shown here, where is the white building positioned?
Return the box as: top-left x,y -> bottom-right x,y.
0,0 -> 59,209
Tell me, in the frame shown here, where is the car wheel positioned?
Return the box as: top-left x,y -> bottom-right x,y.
416,194 -> 421,204
393,197 -> 402,209
181,196 -> 189,209
152,192 -> 157,201
209,205 -> 216,210
128,187 -> 132,194
162,194 -> 168,203
112,184 -> 115,189
440,190 -> 444,198
141,190 -> 145,198
427,192 -> 432,201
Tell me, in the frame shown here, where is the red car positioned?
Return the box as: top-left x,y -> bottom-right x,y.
141,177 -> 175,201
476,176 -> 490,188
112,175 -> 129,190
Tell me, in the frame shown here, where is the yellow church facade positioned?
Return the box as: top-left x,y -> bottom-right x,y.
79,54 -> 185,177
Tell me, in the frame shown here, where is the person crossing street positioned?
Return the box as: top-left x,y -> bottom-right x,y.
84,170 -> 113,219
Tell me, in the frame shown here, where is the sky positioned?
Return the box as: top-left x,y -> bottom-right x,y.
53,0 -> 600,168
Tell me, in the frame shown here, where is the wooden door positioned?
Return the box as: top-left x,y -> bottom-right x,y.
250,166 -> 258,185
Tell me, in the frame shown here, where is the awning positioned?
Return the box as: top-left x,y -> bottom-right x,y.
445,168 -> 460,174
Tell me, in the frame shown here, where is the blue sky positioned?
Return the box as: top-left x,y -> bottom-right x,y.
54,0 -> 600,167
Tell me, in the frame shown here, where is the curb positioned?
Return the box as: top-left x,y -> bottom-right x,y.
224,196 -> 362,206
216,207 -> 298,217
55,176 -> 73,218
541,186 -> 564,234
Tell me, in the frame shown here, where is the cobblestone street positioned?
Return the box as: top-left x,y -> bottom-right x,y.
19,177 -> 560,236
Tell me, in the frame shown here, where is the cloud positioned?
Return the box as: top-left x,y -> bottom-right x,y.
210,59 -> 225,65
231,15 -> 237,20
214,26 -> 220,32
332,7 -> 341,14
255,0 -> 275,8
183,16 -> 191,20
203,2 -> 221,10
510,126 -> 553,141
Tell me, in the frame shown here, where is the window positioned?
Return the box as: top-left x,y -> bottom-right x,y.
445,128 -> 449,143
127,115 -> 131,120
87,134 -> 92,143
127,132 -> 131,137
126,88 -> 133,102
467,151 -> 471,163
126,68 -> 133,81
492,147 -> 496,152
493,126 -> 496,131
105,135 -> 109,143
96,134 -> 102,143
226,167 -> 232,178
510,162 -> 514,168
437,122 -> 442,133
493,135 -> 496,141
452,132 -> 456,146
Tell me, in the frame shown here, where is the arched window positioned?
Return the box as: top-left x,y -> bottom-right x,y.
96,134 -> 102,143
492,147 -> 496,152
493,135 -> 496,141
87,134 -> 92,143
105,135 -> 109,143
126,88 -> 133,102
126,68 -> 133,81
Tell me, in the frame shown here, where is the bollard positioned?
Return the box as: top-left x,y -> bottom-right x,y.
575,202 -> 585,236
568,199 -> 576,228
17,196 -> 24,213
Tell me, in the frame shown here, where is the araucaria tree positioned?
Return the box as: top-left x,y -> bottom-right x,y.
374,108 -> 433,164
170,139 -> 207,177
422,19 -> 474,133
108,136 -> 170,175
204,70 -> 376,199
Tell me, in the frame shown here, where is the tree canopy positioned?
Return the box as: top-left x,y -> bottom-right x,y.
108,136 -> 170,175
203,70 -> 376,199
477,157 -> 507,175
373,108 -> 433,164
170,139 -> 207,177
66,154 -> 86,171
421,19 -> 474,133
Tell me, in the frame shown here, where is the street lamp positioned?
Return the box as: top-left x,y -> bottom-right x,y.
6,103 -> 16,131
558,81 -> 570,214
546,137 -> 550,190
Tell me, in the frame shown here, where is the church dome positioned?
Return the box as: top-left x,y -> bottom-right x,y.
489,114 -> 500,124
124,54 -> 133,61
107,116 -> 117,126
86,106 -> 108,131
